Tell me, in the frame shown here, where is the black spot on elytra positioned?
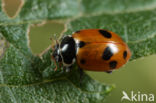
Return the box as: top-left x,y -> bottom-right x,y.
80,59 -> 86,64
123,51 -> 127,59
78,41 -> 85,48
102,47 -> 113,60
109,61 -> 117,69
99,30 -> 112,38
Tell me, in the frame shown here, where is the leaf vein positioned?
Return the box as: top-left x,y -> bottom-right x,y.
0,77 -> 111,95
124,25 -> 128,43
0,68 -> 17,103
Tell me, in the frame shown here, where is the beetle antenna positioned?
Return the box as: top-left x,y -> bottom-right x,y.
51,56 -> 58,71
50,39 -> 55,51
50,34 -> 57,50
50,34 -> 59,71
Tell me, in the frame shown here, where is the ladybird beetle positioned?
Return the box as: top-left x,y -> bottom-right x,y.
51,29 -> 131,73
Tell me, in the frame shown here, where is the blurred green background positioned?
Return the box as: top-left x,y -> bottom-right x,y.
3,0 -> 156,103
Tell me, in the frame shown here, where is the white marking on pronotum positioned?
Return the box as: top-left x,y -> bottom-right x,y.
57,49 -> 60,54
61,44 -> 68,52
74,39 -> 80,54
108,43 -> 118,54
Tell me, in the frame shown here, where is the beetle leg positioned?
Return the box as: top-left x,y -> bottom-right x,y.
59,62 -> 62,67
106,71 -> 112,74
67,65 -> 73,72
63,65 -> 72,72
51,56 -> 58,71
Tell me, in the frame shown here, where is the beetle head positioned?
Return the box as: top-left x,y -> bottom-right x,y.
52,43 -> 62,62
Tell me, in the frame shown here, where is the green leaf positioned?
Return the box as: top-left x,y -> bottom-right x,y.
82,0 -> 156,14
0,0 -> 156,103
